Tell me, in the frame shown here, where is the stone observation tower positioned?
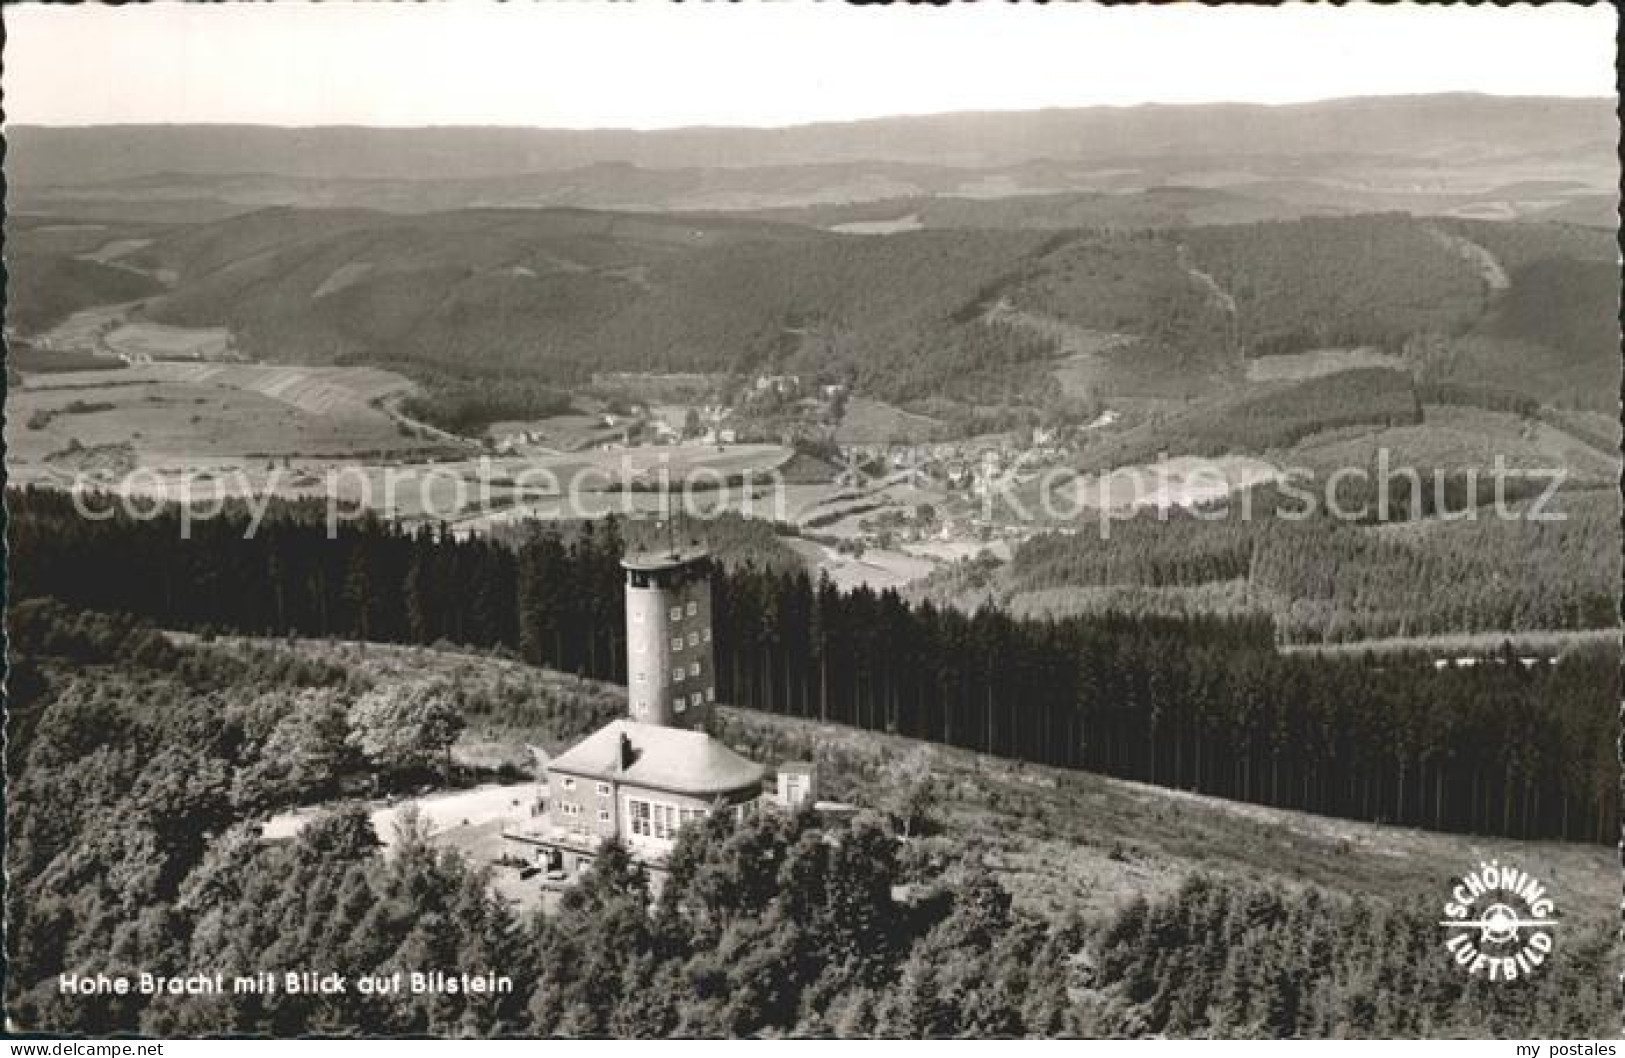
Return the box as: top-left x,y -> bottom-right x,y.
503,544 -> 762,883
621,546 -> 715,729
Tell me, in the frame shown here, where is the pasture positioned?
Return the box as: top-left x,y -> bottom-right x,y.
1060,454 -> 1282,514
487,412 -> 626,452
782,537 -> 938,592
103,321 -> 235,361
829,213 -> 923,234
1243,347 -> 1410,382
833,397 -> 943,444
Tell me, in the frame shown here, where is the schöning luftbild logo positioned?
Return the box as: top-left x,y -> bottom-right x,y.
1440,861 -> 1557,981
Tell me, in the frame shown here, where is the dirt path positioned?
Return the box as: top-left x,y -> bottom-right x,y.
1176,244 -> 1242,367
1425,225 -> 1510,293
377,392 -> 477,448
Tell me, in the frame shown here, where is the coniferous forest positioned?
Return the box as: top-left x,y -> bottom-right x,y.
6,601 -> 1615,1036
8,486 -> 1616,844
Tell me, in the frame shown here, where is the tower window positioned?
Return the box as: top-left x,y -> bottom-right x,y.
702,628 -> 711,642
671,636 -> 683,652
686,601 -> 698,616
674,668 -> 685,683
675,698 -> 687,713
689,661 -> 700,676
688,632 -> 699,647
706,687 -> 715,702
670,607 -> 682,623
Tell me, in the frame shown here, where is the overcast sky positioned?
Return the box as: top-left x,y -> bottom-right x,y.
4,2 -> 1616,128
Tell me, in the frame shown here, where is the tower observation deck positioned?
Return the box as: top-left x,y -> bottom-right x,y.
622,547 -> 715,729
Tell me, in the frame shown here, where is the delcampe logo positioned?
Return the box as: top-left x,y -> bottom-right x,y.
1441,861 -> 1558,981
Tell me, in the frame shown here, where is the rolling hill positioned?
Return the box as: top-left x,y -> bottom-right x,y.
10,204 -> 1614,432
7,95 -> 1615,223
10,95 -> 1612,183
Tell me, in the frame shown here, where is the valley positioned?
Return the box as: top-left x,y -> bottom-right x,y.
5,98 -> 1618,645
4,5 -> 1619,1037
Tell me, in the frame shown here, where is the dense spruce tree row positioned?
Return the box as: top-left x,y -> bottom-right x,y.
953,486 -> 1620,644
8,486 -> 1615,842
9,606 -> 1616,1036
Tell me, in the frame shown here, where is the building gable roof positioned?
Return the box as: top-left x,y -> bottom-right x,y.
549,719 -> 764,798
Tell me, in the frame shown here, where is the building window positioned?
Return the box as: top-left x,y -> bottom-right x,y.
689,661 -> 700,677
561,802 -> 581,817
674,668 -> 685,683
691,692 -> 703,708
670,607 -> 682,623
629,799 -> 652,837
561,777 -> 576,791
629,798 -> 706,842
672,636 -> 683,652
596,782 -> 611,797
686,601 -> 698,617
675,698 -> 686,713
688,631 -> 699,647
632,610 -> 643,623
597,809 -> 610,823
702,627 -> 712,642
706,686 -> 716,702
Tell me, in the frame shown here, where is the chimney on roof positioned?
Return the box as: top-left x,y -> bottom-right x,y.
619,731 -> 636,772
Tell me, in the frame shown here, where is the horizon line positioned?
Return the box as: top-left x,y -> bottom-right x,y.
6,89 -> 1613,135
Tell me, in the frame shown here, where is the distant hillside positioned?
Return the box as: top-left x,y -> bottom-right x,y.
41,208 -> 1588,424
4,251 -> 163,335
10,96 -> 1612,184
136,206 -> 1065,404
1181,215 -> 1487,356
12,205 -> 1612,432
9,96 -> 1615,225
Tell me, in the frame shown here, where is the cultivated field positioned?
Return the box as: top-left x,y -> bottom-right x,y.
5,363 -> 445,482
